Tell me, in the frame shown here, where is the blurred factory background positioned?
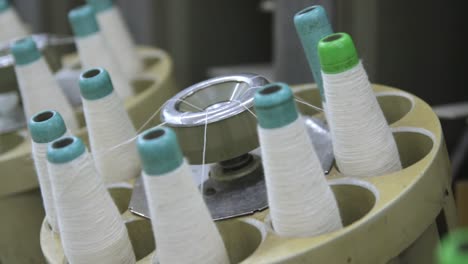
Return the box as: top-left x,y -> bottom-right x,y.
10,0 -> 467,180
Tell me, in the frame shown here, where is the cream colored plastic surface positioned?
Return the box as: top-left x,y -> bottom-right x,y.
40,84 -> 457,264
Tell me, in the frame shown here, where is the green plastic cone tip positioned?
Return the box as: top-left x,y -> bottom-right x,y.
318,32 -> 359,74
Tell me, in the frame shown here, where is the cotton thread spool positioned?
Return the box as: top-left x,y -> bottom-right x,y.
294,5 -> 333,103
47,136 -> 136,264
11,37 -> 78,131
137,127 -> 230,264
254,82 -> 342,237
29,110 -> 69,233
437,229 -> 468,264
68,5 -> 133,99
0,0 -> 28,42
318,33 -> 402,177
79,68 -> 140,183
87,0 -> 142,79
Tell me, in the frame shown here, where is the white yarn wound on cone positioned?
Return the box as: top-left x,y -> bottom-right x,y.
322,61 -> 402,177
32,135 -> 68,233
143,160 -> 230,264
96,6 -> 142,78
83,90 -> 140,183
75,33 -> 133,99
259,117 -> 342,237
14,58 -> 79,131
48,147 -> 135,264
0,7 -> 28,42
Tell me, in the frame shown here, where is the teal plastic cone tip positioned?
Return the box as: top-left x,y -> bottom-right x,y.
294,5 -> 333,101
318,32 -> 359,74
137,126 -> 184,176
254,82 -> 299,129
11,37 -> 41,65
79,68 -> 114,100
68,5 -> 99,38
47,136 -> 86,164
437,229 -> 468,264
0,0 -> 10,12
29,110 -> 67,144
87,0 -> 113,13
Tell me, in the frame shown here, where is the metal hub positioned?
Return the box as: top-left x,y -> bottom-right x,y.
161,74 -> 269,164
130,74 -> 335,220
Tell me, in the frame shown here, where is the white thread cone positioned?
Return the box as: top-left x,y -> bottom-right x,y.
138,127 -> 230,264
47,136 -> 136,264
87,0 -> 142,78
255,83 -> 342,237
79,68 -> 140,183
11,37 -> 78,132
0,1 -> 28,42
68,5 -> 133,100
29,110 -> 69,233
318,33 -> 402,177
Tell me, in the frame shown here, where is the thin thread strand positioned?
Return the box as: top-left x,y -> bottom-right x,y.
200,112 -> 209,192
294,96 -> 324,112
83,91 -> 140,183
